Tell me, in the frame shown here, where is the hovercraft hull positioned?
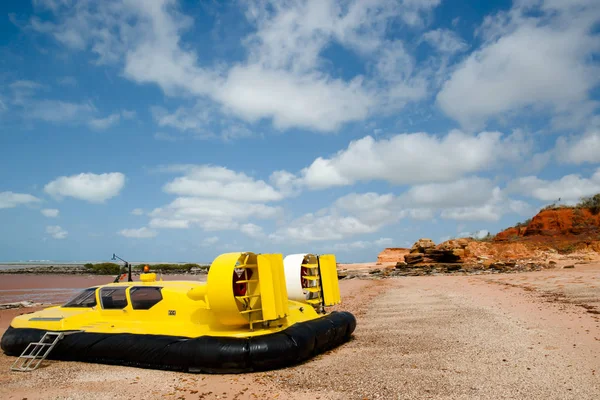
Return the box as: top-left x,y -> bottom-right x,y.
1,311 -> 356,373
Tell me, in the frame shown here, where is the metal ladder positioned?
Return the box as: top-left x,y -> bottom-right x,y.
11,332 -> 64,372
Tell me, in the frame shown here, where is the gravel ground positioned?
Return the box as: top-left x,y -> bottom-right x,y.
1,267 -> 599,399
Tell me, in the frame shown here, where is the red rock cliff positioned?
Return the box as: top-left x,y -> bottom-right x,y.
495,207 -> 600,240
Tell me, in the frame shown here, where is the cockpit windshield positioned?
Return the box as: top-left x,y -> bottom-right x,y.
63,287 -> 97,308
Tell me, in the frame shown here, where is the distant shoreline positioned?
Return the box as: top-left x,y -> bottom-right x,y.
0,264 -> 209,275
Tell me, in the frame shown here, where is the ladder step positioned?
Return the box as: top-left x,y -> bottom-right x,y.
235,279 -> 258,283
306,299 -> 322,304
304,287 -> 321,293
302,275 -> 319,280
11,331 -> 65,372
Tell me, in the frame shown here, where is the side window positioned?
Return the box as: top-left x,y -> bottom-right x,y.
130,287 -> 163,310
100,287 -> 128,309
63,287 -> 97,308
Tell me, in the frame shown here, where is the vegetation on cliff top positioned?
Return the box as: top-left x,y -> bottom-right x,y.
540,193 -> 600,214
511,193 -> 600,229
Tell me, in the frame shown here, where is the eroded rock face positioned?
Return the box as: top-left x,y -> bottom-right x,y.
377,248 -> 410,263
495,207 -> 600,239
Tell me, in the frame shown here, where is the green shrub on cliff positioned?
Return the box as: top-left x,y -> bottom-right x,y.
537,193 -> 600,214
577,193 -> 600,214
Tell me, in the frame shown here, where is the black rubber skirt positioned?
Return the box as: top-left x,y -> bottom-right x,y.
1,311 -> 356,373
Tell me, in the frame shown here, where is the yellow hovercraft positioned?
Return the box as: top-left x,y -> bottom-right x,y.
1,252 -> 356,373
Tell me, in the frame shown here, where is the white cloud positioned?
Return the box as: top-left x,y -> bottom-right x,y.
456,230 -> 489,240
201,236 -> 219,247
28,0 -> 441,133
149,197 -> 281,232
44,172 -> 125,203
89,110 -> 135,130
556,130 -> 600,164
88,113 -> 121,130
152,105 -> 212,136
422,29 -> 468,54
131,208 -> 144,215
240,223 -> 264,238
216,65 -> 374,132
146,164 -> 285,233
57,76 -> 77,86
374,237 -> 393,247
400,177 -> 496,208
509,168 -> 600,203
163,165 -> 283,202
118,227 -> 158,238
273,177 -> 532,242
46,225 -> 67,239
0,192 -> 41,209
436,0 -> 600,130
271,192 -> 406,242
29,100 -> 96,123
151,104 -> 255,141
148,218 -> 189,229
5,79 -> 129,129
41,208 -> 59,217
331,237 -> 393,253
9,80 -> 45,105
274,130 -> 524,190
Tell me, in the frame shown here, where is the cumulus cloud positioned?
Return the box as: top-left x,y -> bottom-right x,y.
148,218 -> 190,229
29,100 -> 96,123
27,0 -> 441,133
46,225 -> 67,239
88,110 -> 134,130
436,0 -> 600,130
41,208 -> 59,217
330,237 -> 393,253
0,192 -> 41,209
201,236 -> 219,247
131,208 -> 144,216
555,129 -> 600,164
509,168 -> 600,204
143,164 -> 286,233
162,165 -> 283,202
44,172 -> 125,203
118,227 -> 158,238
272,130 -> 526,190
149,197 -> 281,232
270,192 -> 420,242
240,223 -> 265,238
272,177 -> 532,242
422,29 -> 468,54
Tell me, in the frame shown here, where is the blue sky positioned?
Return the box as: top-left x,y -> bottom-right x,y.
1,0 -> 600,263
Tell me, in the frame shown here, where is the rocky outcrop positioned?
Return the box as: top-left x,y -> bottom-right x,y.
377,248 -> 410,263
404,238 -> 470,265
410,238 -> 435,253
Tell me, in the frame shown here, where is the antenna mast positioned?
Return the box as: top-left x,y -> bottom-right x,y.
111,253 -> 132,283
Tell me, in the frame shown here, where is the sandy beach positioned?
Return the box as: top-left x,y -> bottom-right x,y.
1,265 -> 599,399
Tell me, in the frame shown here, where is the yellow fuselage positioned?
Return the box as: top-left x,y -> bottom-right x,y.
10,278 -> 321,338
